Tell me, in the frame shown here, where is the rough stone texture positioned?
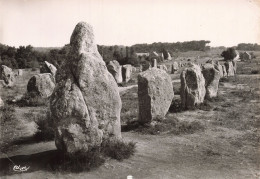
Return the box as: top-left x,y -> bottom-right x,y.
217,63 -> 224,78
152,59 -> 157,68
50,22 -> 122,154
202,63 -> 221,99
27,73 -> 55,98
122,64 -> 132,83
0,97 -> 4,107
0,65 -> 15,87
232,60 -> 237,74
158,65 -> 168,72
180,64 -> 206,109
224,61 -> 235,76
171,62 -> 179,74
138,68 -> 174,124
222,65 -> 227,77
107,60 -> 123,83
40,61 -> 57,77
207,60 -> 223,78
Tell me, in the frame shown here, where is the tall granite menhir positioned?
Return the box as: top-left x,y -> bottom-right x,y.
50,22 -> 122,154
180,63 -> 206,109
138,68 -> 174,124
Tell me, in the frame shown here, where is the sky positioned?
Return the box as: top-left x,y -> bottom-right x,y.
0,0 -> 260,48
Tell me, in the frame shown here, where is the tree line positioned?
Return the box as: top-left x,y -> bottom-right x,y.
0,43 -> 68,69
1,41 -> 259,69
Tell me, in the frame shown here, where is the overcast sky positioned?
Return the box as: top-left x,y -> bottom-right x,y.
0,0 -> 259,48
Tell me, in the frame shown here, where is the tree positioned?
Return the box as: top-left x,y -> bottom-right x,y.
221,48 -> 237,61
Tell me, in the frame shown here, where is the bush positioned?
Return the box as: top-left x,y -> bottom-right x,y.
221,48 -> 237,61
48,148 -> 105,172
251,70 -> 259,74
169,99 -> 183,113
34,112 -> 54,141
47,139 -> 136,172
197,100 -> 213,111
101,140 -> 136,161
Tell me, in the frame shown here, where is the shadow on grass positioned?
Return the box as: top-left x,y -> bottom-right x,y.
0,140 -> 136,176
0,149 -> 105,176
122,118 -> 205,135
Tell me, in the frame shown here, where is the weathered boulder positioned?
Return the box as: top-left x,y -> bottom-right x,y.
27,73 -> 55,98
0,65 -> 15,87
40,61 -> 57,77
222,65 -> 227,77
171,62 -> 179,74
107,60 -> 122,83
138,68 -> 174,124
158,65 -> 167,72
180,64 -> 206,109
122,64 -> 132,83
202,63 -> 221,99
50,22 -> 122,154
224,61 -> 235,76
152,59 -> 157,68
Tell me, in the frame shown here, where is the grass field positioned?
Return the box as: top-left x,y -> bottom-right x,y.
0,51 -> 259,178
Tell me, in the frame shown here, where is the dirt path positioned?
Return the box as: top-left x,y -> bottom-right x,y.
0,130 -> 258,179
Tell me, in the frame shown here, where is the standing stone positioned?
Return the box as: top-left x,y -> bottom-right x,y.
171,62 -> 179,74
217,63 -> 224,78
122,64 -> 132,83
202,63 -> 221,99
222,65 -> 227,77
158,65 -> 168,72
139,65 -> 143,72
50,22 -> 122,154
27,73 -> 55,98
167,52 -> 172,60
17,69 -> 23,76
232,60 -> 237,74
138,68 -> 174,124
40,61 -> 57,77
107,60 -> 123,83
152,59 -> 157,68
180,64 -> 206,109
224,61 -> 235,76
0,97 -> 4,107
0,65 -> 15,87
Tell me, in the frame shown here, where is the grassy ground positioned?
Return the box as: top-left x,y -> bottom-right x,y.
0,51 -> 259,178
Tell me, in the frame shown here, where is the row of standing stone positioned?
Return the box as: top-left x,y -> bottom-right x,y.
137,59 -> 237,124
